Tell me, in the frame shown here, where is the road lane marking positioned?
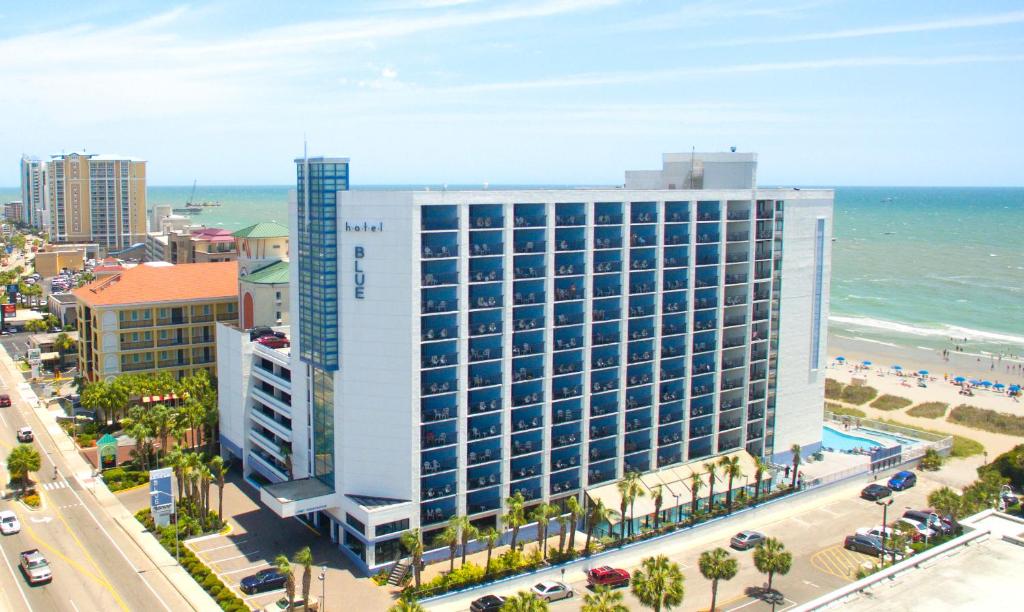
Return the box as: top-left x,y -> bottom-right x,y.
0,538 -> 34,612
69,600 -> 81,612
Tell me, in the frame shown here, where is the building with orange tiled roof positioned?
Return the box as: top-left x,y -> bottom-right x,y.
74,261 -> 239,381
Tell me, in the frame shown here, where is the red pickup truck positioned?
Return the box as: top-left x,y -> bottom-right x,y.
586,566 -> 631,589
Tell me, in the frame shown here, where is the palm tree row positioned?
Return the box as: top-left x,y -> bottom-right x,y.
275,545 -> 317,611
164,446 -> 227,530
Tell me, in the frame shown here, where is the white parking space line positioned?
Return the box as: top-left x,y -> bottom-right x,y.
219,561 -> 272,576
243,587 -> 285,602
818,506 -> 841,517
209,551 -> 260,564
198,538 -> 250,553
0,412 -> 6,427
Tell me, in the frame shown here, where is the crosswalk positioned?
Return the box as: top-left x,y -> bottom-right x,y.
40,480 -> 69,491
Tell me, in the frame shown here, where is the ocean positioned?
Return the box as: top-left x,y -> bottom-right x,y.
2,184 -> 1022,358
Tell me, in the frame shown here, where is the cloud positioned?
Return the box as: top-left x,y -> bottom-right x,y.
381,66 -> 399,79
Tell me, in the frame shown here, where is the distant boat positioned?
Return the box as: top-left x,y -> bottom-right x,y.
176,180 -> 221,214
881,197 -> 895,202
883,231 -> 896,235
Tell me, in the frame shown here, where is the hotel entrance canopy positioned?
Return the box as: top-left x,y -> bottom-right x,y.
260,478 -> 339,518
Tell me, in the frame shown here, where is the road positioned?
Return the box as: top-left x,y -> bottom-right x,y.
0,342 -> 195,611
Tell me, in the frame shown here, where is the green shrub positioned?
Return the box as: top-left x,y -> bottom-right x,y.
841,384 -> 878,405
919,448 -> 944,471
869,394 -> 912,411
207,585 -> 222,598
826,402 -> 866,418
878,418 -> 984,458
825,378 -> 844,400
948,405 -> 1024,437
202,574 -> 221,590
987,444 -> 1024,489
907,402 -> 948,419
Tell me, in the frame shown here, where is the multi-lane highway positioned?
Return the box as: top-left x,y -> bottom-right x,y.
0,336 -> 196,612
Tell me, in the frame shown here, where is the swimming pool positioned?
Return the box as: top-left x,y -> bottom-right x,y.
822,426 -> 883,452
855,427 -> 919,446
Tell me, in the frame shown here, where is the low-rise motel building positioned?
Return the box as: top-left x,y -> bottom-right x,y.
74,261 -> 239,381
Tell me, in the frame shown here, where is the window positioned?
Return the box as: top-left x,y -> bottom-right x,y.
276,291 -> 281,299
374,538 -> 403,564
375,518 -> 410,537
345,513 -> 366,536
276,311 -> 282,320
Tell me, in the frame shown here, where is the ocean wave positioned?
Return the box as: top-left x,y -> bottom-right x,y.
845,294 -> 886,301
829,315 -> 1024,346
834,334 -> 899,347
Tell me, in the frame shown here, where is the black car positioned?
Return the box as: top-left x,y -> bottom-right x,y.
861,484 -> 892,501
845,534 -> 893,557
240,569 -> 287,594
470,595 -> 506,612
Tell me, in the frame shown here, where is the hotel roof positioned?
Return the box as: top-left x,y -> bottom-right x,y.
74,261 -> 238,307
233,222 -> 289,239
243,260 -> 289,285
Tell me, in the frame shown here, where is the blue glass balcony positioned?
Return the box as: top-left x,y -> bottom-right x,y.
421,339 -> 456,369
513,229 -> 545,253
470,204 -> 504,230
421,286 -> 457,314
555,227 -> 585,251
630,249 -> 656,272
469,335 -> 501,363
555,251 -> 585,276
513,304 -> 543,332
551,445 -> 581,471
693,353 -> 716,375
665,201 -> 689,223
513,254 -> 545,279
512,355 -> 544,382
421,447 -> 457,475
592,298 -> 621,323
626,389 -> 652,410
689,415 -> 713,439
625,407 -> 652,432
552,374 -> 582,401
689,436 -> 713,461
629,271 -> 655,294
554,305 -> 584,328
697,200 -> 720,222
550,470 -> 580,495
514,203 -> 546,228
512,330 -> 543,357
552,422 -> 581,448
421,232 -> 458,259
421,205 -> 458,231
628,340 -> 654,364
595,202 -> 623,225
469,362 -> 502,389
590,368 -> 618,394
511,430 -> 543,457
510,478 -> 541,503
422,472 -> 456,500
626,433 -> 651,456
592,321 -> 620,347
591,344 -> 619,370
512,380 -> 544,407
469,233 -> 503,258
664,246 -> 688,269
513,279 -> 545,305
468,413 -> 502,441
660,379 -> 683,403
554,277 -> 585,302
624,451 -> 650,473
469,258 -> 503,283
469,283 -> 502,311
421,393 -> 457,423
695,275 -> 719,290
658,422 -> 684,446
553,325 -> 583,351
469,318 -> 502,339
662,313 -> 686,337
630,225 -> 656,247
690,373 -> 715,398
590,414 -> 617,440
630,201 -> 657,224
555,202 -> 586,226
697,228 -> 720,244
659,402 -> 684,425
422,497 -> 456,526
512,405 -> 543,433
693,331 -> 717,355
591,391 -> 618,418
422,313 -> 457,343
588,459 -> 616,486
589,442 -> 617,464
468,438 -> 501,465
468,387 -> 502,415
552,398 -> 582,424
628,320 -> 654,342
593,226 -> 622,250
593,277 -> 621,299
422,369 -> 457,397
422,259 -> 458,287
627,362 -> 653,388
663,267 -> 687,290
691,394 -> 714,418
421,421 -> 456,449
510,456 -> 541,482
660,361 -> 687,384
694,312 -> 717,332
629,292 -> 655,316
553,350 -> 583,376
696,244 -> 719,266
467,489 -> 501,515
719,408 -> 743,432
661,336 -> 686,359
658,446 -> 683,467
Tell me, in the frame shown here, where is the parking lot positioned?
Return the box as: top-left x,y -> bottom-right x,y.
430,468 -> 940,612
190,532 -> 286,610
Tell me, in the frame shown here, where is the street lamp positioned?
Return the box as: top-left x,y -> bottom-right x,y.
672,494 -> 681,524
318,565 -> 327,611
876,498 -> 894,566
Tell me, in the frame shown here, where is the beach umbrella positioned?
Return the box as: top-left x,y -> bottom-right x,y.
918,370 -> 929,376
862,360 -> 872,366
969,378 -> 982,385
1010,385 -> 1021,392
836,356 -> 846,362
981,380 -> 993,387
954,376 -> 966,383
892,365 -> 903,371
994,383 -> 1005,390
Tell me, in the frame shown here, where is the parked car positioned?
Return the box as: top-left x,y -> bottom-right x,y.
257,335 -> 291,349
898,518 -> 936,540
903,510 -> 953,535
19,549 -> 52,584
844,534 -> 894,557
0,394 -> 11,407
887,471 -> 917,491
240,569 -> 287,594
531,581 -> 574,602
1000,490 -> 1019,507
249,326 -> 275,341
855,525 -> 894,541
262,596 -> 319,611
860,483 -> 892,501
730,530 -> 766,550
0,510 -> 21,535
16,426 -> 33,442
470,595 -> 507,612
587,566 -> 631,588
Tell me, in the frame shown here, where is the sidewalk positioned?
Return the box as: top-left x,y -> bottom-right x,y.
0,346 -> 220,612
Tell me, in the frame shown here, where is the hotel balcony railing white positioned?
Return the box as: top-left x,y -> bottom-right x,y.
249,410 -> 292,443
251,387 -> 292,418
248,429 -> 286,462
248,451 -> 288,481
251,364 -> 292,393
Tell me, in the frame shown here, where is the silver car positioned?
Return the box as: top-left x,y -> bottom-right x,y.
730,530 -> 766,550
19,549 -> 52,584
531,580 -> 573,602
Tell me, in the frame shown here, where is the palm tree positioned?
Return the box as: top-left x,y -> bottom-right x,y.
166,446 -> 187,501
625,471 -> 645,537
149,404 -> 174,466
126,418 -> 152,471
198,464 -> 213,525
500,591 -> 549,611
703,461 -> 718,513
480,527 -> 500,575
651,484 -> 664,529
209,455 -> 226,523
458,517 -> 478,566
6,444 -> 41,493
53,332 -> 75,363
616,478 -> 631,544
505,491 -> 526,550
630,554 -> 685,612
389,592 -> 426,612
721,456 -> 744,513
530,503 -> 554,558
699,547 -> 738,612
438,524 -> 459,574
584,498 -> 616,554
790,444 -> 801,489
582,586 -> 628,612
689,472 -> 704,522
556,514 -> 570,555
753,457 -> 769,503
566,496 -> 581,553
401,529 -> 424,588
292,546 -> 314,611
928,486 -> 964,521
753,538 -> 792,594
275,554 -> 295,609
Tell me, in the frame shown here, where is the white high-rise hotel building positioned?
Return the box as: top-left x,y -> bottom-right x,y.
221,152 -> 832,572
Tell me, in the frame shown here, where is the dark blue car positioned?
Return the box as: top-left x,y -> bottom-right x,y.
240,569 -> 286,594
887,471 -> 917,491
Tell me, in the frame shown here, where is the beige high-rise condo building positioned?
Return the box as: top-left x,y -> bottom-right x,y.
47,152 -> 147,253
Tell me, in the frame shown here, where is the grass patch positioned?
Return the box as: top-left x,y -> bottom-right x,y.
948,404 -> 1024,437
878,418 -> 984,458
826,402 -> 866,418
840,384 -> 878,405
906,402 -> 949,419
870,394 -> 913,411
825,378 -> 844,400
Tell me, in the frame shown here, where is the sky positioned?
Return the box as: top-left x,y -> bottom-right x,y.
1,0 -> 1023,186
